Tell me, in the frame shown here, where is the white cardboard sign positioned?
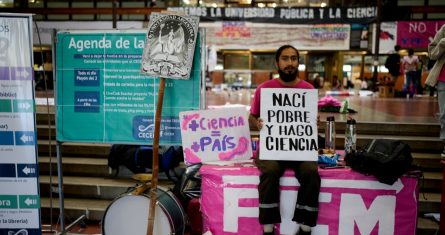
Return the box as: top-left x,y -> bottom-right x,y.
180,107 -> 252,165
259,88 -> 318,161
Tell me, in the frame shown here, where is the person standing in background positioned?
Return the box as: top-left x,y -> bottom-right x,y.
426,24 -> 445,158
331,75 -> 342,90
360,78 -> 368,90
402,48 -> 419,98
385,45 -> 401,83
416,56 -> 425,95
427,58 -> 437,96
312,73 -> 322,89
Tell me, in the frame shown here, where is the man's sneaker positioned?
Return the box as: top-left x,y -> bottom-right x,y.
441,143 -> 445,159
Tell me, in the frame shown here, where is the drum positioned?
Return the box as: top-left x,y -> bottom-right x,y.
102,186 -> 186,235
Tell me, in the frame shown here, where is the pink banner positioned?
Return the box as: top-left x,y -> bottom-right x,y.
201,162 -> 418,235
397,21 -> 445,49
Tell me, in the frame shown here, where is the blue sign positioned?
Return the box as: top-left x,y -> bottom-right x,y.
0,164 -> 16,177
15,131 -> 35,145
0,131 -> 14,145
74,91 -> 101,113
74,69 -> 101,86
17,164 -> 38,177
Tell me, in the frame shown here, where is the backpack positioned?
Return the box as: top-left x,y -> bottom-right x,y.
344,139 -> 413,185
108,144 -> 183,181
172,163 -> 202,209
385,53 -> 401,76
427,59 -> 436,70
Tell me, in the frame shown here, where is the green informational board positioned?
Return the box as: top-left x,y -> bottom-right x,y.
55,30 -> 201,145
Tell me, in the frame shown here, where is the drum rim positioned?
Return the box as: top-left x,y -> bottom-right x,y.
101,186 -> 185,235
157,187 -> 187,234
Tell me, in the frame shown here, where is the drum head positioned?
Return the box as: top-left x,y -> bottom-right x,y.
102,195 -> 172,235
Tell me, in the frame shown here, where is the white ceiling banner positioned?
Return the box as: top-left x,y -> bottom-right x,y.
203,22 -> 350,50
168,6 -> 378,25
34,21 -> 350,51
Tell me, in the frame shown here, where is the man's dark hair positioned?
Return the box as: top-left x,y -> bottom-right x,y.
275,45 -> 299,63
408,48 -> 414,56
394,45 -> 401,51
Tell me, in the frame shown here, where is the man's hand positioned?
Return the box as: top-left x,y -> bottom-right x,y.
317,115 -> 320,128
256,118 -> 264,130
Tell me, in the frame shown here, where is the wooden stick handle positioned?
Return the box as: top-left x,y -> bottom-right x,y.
146,77 -> 166,235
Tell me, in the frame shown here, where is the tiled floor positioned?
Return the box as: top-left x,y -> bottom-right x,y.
42,223 -> 101,235
205,89 -> 440,124
37,89 -> 440,124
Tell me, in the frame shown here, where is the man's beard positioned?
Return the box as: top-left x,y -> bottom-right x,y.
278,67 -> 298,82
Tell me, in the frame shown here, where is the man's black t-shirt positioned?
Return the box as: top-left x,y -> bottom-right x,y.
385,53 -> 401,76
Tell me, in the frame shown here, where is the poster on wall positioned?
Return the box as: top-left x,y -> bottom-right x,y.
0,14 -> 41,235
397,21 -> 445,49
259,88 -> 318,161
141,13 -> 199,80
350,24 -> 369,50
179,107 -> 252,165
56,30 -> 201,145
379,22 -> 397,54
